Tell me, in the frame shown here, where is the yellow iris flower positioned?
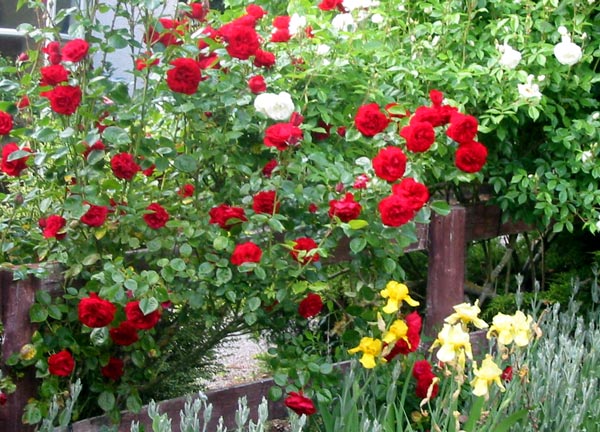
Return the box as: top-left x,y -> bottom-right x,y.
487,310 -> 533,347
348,337 -> 383,369
444,300 -> 488,329
382,319 -> 409,344
470,354 -> 506,397
380,281 -> 419,314
432,323 -> 473,365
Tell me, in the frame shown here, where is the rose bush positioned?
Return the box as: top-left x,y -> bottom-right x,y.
0,0 -> 597,427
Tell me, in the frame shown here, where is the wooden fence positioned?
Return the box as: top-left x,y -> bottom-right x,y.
0,204 -> 532,431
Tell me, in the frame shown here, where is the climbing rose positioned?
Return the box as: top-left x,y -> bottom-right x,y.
231,241 -> 263,266
80,204 -> 109,227
48,350 -> 75,377
253,50 -> 276,68
298,293 -> 323,318
101,357 -> 124,381
61,38 -> 89,62
187,2 -> 208,21
248,75 -> 267,94
353,174 -> 369,189
455,141 -> 488,173
147,18 -> 185,46
446,113 -> 478,145
143,203 -> 170,229
42,41 -> 61,65
78,293 -> 116,328
1,143 -> 30,177
40,85 -> 82,115
318,0 -> 344,11
264,123 -> 303,150
252,190 -> 279,214
372,146 -> 407,182
246,4 -> 266,19
378,194 -> 415,227
328,192 -> 362,222
221,25 -> 260,60
290,237 -> 320,264
209,204 -> 247,229
39,215 -> 66,239
166,58 -> 202,95
262,159 -> 278,177
109,321 -> 139,346
400,121 -> 435,153
0,111 -> 13,135
284,392 -> 316,416
125,301 -> 161,330
354,103 -> 390,137
392,178 -> 429,211
178,184 -> 195,198
110,152 -> 141,180
82,140 -> 105,160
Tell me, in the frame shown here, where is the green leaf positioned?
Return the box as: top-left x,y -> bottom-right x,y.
35,290 -> 52,305
7,150 -> 31,162
169,258 -> 186,272
247,297 -> 261,312
139,297 -> 159,315
244,312 -> 257,326
82,253 -> 101,266
493,409 -> 529,432
47,304 -> 62,320
102,126 -> 131,145
174,154 -> 198,173
213,236 -> 229,251
430,200 -> 451,216
29,304 -> 48,322
90,327 -> 109,346
347,219 -> 369,230
98,391 -> 116,412
225,290 -> 236,303
126,393 -> 143,413
350,237 -> 367,253
319,363 -> 333,374
268,386 -> 282,401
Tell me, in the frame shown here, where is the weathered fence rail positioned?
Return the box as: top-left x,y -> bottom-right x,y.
0,204 -> 532,431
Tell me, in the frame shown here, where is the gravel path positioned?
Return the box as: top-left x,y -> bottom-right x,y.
202,333 -> 270,390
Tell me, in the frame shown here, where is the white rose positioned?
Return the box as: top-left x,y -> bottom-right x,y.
289,13 -> 306,36
498,43 -> 522,69
332,13 -> 357,32
554,36 -> 583,66
517,76 -> 542,100
371,13 -> 384,24
254,92 -> 295,121
316,44 -> 331,56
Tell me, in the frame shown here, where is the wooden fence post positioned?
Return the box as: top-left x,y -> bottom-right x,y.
425,206 -> 466,335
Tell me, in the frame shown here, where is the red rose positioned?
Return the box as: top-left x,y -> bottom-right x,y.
166,58 -> 202,95
308,203 -> 318,213
125,301 -> 161,330
110,152 -> 141,180
391,177 -> 429,211
61,38 -> 89,62
429,89 -> 444,106
248,75 -> 267,94
178,183 -> 195,198
197,53 -> 220,71
412,359 -> 433,380
262,159 -> 278,177
298,293 -> 323,318
0,111 -> 14,135
147,18 -> 185,46
273,15 -> 291,29
82,140 -> 105,160
144,203 -> 169,229
209,204 -> 247,229
221,25 -> 260,60
455,141 -> 488,173
318,0 -> 344,11
17,96 -> 30,109
337,126 -> 347,137
290,237 -> 320,264
311,120 -> 331,141
264,123 -> 303,151
40,85 -> 82,115
378,194 -> 415,227
353,174 -> 369,189
80,204 -> 109,227
0,391 -> 6,406
231,241 -> 262,266
135,56 -> 159,71
446,113 -> 478,145
415,373 -> 439,399
187,2 -> 208,21
328,192 -> 361,222
42,41 -> 61,65
48,350 -> 75,377
142,164 -> 156,177
354,103 -> 390,137
501,365 -> 513,382
384,311 -> 422,361
271,28 -> 291,43
110,321 -> 139,346
246,4 -> 267,19
284,392 -> 316,416
101,357 -> 124,381
39,214 -> 67,239
1,143 -> 30,177
400,121 -> 435,153
372,146 -> 407,182
253,50 -> 276,68
252,190 -> 279,214
78,292 -> 116,327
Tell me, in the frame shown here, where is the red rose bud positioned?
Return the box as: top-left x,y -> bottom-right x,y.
262,159 -> 278,177
353,174 -> 369,189
501,365 -> 513,382
17,52 -> 29,62
177,183 -> 195,198
284,392 -> 316,416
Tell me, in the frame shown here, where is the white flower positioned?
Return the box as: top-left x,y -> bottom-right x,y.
581,150 -> 593,163
517,75 -> 542,99
332,13 -> 357,32
371,13 -> 384,24
498,43 -> 522,69
316,44 -> 331,56
592,112 -> 600,120
557,25 -> 568,36
289,13 -> 306,36
554,35 -> 582,66
254,92 -> 295,121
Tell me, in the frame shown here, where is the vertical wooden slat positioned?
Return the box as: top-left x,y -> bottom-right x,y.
0,271 -> 38,432
425,206 -> 466,334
